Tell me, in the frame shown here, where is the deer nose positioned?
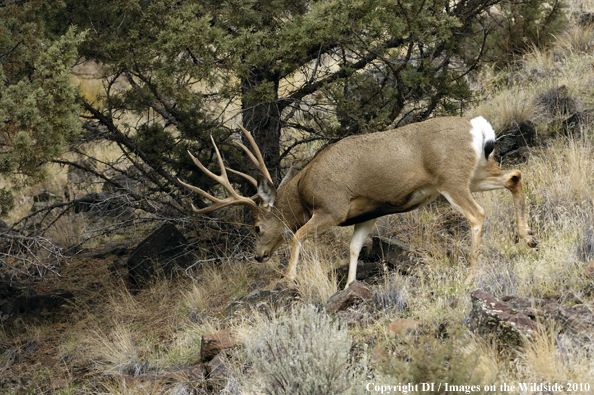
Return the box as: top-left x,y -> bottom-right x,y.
255,252 -> 270,263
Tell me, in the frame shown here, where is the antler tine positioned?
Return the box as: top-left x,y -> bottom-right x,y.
209,135 -> 228,183
226,167 -> 258,189
180,137 -> 259,214
177,177 -> 239,214
237,125 -> 274,185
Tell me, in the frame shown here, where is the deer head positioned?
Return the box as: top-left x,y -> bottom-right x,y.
177,126 -> 287,263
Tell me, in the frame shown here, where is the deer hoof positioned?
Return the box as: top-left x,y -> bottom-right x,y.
525,235 -> 539,249
276,276 -> 297,290
464,269 -> 478,286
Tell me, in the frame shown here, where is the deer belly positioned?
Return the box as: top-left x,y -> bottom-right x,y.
339,185 -> 439,226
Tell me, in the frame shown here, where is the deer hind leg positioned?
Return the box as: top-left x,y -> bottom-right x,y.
346,219 -> 377,288
472,168 -> 538,248
285,212 -> 337,282
440,188 -> 485,285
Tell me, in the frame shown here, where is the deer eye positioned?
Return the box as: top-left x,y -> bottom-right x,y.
255,226 -> 261,234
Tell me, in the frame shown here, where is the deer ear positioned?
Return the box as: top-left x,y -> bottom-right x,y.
278,165 -> 299,190
257,175 -> 276,209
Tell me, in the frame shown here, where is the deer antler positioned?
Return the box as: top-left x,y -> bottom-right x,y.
178,135 -> 259,215
234,125 -> 274,185
179,126 -> 275,214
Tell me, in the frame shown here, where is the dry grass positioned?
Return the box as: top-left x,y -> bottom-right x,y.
468,87 -> 539,132
85,323 -> 149,376
45,213 -> 87,251
294,237 -> 340,305
5,13 -> 594,394
555,24 -> 594,55
5,134 -> 594,393
519,327 -> 569,383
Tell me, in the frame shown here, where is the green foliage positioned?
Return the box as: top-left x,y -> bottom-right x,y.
0,188 -> 15,218
1,0 -> 85,214
486,0 -> 567,64
244,305 -> 368,394
0,0 -> 571,220
378,325 -> 499,394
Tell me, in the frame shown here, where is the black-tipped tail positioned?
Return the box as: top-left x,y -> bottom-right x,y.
484,140 -> 495,160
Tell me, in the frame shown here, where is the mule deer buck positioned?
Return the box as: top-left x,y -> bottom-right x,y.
179,116 -> 537,288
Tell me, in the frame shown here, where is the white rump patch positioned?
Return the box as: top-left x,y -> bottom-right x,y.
469,116 -> 496,165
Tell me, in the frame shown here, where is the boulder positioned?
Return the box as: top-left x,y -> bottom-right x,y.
126,224 -> 193,288
500,295 -> 594,341
466,289 -> 540,346
337,234 -> 423,286
205,352 -> 230,392
326,281 -> 373,315
30,190 -> 63,212
0,281 -> 74,329
561,111 -> 590,136
368,236 -> 423,275
200,328 -> 237,361
225,288 -> 296,318
467,290 -> 594,346
336,261 -> 385,287
494,121 -> 537,163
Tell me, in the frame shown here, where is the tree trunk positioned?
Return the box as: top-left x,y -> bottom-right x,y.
241,71 -> 282,186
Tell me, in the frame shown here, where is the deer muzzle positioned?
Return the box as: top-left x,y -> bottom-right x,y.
255,252 -> 270,263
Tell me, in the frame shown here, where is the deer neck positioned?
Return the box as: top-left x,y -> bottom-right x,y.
272,173 -> 309,232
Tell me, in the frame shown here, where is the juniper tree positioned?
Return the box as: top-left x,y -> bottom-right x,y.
0,0 -> 84,216
1,0 -> 566,220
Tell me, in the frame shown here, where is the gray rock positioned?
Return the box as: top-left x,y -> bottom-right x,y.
200,328 -> 237,361
466,289 -> 540,347
206,353 -> 230,392
0,281 -> 74,329
326,281 -> 374,315
225,288 -> 296,318
501,295 -> 594,341
127,224 -> 194,288
468,290 -> 594,346
495,121 -> 537,163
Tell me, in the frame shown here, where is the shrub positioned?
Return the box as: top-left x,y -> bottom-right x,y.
243,305 -> 367,395
475,252 -> 519,297
575,226 -> 594,262
377,325 -> 500,394
536,85 -> 579,118
374,274 -> 409,312
486,0 -> 567,64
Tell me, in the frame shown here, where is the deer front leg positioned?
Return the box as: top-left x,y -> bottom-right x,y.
285,213 -> 336,282
286,236 -> 301,281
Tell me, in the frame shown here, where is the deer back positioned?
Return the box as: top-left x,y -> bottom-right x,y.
274,117 -> 481,227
